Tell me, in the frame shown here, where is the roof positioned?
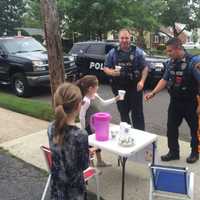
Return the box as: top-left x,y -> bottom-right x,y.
0,36 -> 32,41
16,28 -> 44,36
75,40 -> 118,45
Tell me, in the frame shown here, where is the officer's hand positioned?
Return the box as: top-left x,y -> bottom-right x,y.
137,80 -> 144,91
196,95 -> 200,115
103,67 -> 120,77
196,105 -> 200,115
144,92 -> 155,101
103,67 -> 111,75
112,69 -> 120,77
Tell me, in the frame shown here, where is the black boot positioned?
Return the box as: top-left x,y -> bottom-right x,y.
186,152 -> 199,164
161,152 -> 180,161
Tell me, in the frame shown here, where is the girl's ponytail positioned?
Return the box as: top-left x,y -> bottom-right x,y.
53,105 -> 66,144
53,82 -> 82,145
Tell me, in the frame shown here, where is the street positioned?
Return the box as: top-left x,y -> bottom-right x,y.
31,84 -> 191,142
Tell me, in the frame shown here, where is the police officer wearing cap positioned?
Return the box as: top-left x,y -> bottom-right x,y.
103,29 -> 149,130
145,38 -> 200,163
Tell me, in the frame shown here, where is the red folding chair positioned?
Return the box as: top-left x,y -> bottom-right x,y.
40,145 -> 100,200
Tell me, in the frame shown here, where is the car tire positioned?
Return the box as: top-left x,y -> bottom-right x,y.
11,73 -> 31,97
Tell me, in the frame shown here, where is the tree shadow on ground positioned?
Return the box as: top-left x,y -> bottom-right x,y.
87,190 -> 105,200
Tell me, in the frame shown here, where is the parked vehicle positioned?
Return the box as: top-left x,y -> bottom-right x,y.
183,42 -> 200,49
68,41 -> 167,87
0,36 -> 79,97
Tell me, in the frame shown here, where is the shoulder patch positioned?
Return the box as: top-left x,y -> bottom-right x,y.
181,62 -> 187,70
194,63 -> 200,70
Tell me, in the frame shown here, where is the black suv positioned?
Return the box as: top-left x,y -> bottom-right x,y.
0,36 -> 78,97
69,41 -> 167,87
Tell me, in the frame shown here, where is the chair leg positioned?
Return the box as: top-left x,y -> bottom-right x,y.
149,179 -> 153,200
95,174 -> 100,200
41,174 -> 51,200
188,172 -> 194,200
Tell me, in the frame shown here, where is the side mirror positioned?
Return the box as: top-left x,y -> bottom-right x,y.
0,49 -> 6,57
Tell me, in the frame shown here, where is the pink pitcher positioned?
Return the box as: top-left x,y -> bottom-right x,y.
90,112 -> 111,141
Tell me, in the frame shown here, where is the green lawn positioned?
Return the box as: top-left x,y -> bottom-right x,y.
0,92 -> 54,121
186,48 -> 200,55
147,48 -> 200,57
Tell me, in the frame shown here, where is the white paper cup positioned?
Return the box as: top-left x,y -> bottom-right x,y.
118,90 -> 126,100
115,65 -> 122,70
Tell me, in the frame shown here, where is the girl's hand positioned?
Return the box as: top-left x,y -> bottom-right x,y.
115,95 -> 121,101
89,147 -> 96,156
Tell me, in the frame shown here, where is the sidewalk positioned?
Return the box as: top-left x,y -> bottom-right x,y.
0,107 -> 199,200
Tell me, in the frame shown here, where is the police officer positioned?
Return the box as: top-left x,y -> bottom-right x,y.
145,38 -> 200,163
103,29 -> 149,130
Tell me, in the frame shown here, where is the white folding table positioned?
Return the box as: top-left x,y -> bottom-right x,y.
89,125 -> 158,200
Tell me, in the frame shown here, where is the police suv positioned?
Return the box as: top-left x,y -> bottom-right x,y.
69,41 -> 166,87
0,36 -> 79,97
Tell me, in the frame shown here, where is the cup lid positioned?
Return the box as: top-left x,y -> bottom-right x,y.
94,112 -> 111,120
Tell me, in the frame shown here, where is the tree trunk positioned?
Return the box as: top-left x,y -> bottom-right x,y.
40,0 -> 65,106
136,28 -> 146,49
173,24 -> 178,37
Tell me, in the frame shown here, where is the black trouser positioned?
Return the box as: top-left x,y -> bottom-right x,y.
167,97 -> 199,155
111,83 -> 145,130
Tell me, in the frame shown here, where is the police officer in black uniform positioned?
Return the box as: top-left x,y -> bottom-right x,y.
145,38 -> 200,163
104,29 -> 149,130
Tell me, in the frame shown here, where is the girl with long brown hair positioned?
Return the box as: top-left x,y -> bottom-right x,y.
47,82 -> 89,200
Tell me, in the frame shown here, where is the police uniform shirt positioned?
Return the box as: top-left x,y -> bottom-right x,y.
163,54 -> 200,83
105,46 -> 147,72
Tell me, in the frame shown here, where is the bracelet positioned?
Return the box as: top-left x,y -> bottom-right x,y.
152,91 -> 156,96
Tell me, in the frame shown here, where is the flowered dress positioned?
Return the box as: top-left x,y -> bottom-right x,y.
48,122 -> 89,200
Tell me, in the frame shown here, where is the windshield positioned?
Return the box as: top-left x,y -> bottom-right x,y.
3,38 -> 46,54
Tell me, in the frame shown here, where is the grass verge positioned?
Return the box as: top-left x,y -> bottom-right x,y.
0,92 -> 54,121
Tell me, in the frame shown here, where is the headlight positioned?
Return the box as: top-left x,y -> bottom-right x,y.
32,60 -> 46,71
69,62 -> 75,67
68,56 -> 74,61
154,63 -> 163,68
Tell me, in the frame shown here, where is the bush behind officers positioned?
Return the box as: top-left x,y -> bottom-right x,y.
145,38 -> 200,164
103,29 -> 149,130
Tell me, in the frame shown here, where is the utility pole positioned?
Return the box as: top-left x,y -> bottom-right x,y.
40,0 -> 65,106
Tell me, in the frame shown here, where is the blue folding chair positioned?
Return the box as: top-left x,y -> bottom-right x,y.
149,164 -> 194,200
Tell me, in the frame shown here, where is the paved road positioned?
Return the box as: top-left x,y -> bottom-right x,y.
0,148 -> 103,200
30,84 -> 191,142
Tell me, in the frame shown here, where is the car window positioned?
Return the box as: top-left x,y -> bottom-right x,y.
86,44 -> 105,55
2,38 -> 46,54
105,44 -> 116,54
0,46 -> 4,55
69,43 -> 89,54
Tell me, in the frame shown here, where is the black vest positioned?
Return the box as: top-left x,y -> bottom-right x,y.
112,46 -> 141,87
167,55 -> 198,100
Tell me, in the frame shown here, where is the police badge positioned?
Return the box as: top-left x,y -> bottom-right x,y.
129,54 -> 134,61
181,62 -> 187,70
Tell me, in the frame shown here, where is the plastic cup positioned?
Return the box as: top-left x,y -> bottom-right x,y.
115,65 -> 122,70
118,90 -> 126,100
